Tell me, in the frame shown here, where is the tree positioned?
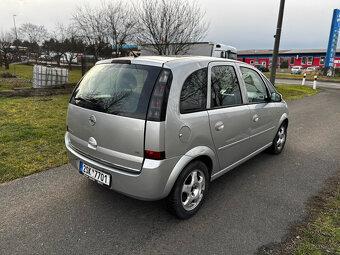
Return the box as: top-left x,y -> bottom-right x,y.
73,4 -> 109,61
0,31 -> 14,69
102,0 -> 136,57
18,23 -> 48,44
42,38 -> 64,66
18,23 -> 48,61
135,0 -> 208,55
47,24 -> 84,69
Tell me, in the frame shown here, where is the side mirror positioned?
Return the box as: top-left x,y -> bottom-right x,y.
271,92 -> 282,102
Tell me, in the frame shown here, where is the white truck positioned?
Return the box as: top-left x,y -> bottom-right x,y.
140,42 -> 237,60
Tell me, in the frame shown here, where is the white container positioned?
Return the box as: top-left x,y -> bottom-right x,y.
33,65 -> 69,88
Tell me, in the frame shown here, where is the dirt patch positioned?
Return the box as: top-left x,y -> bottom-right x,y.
0,83 -> 76,97
255,171 -> 340,255
0,78 -> 31,83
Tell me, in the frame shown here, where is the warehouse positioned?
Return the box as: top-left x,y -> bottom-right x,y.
237,49 -> 340,68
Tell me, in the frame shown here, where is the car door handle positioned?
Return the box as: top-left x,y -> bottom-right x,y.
253,114 -> 259,122
215,121 -> 224,131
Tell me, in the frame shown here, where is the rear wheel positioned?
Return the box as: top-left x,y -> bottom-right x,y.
167,161 -> 209,219
268,123 -> 287,154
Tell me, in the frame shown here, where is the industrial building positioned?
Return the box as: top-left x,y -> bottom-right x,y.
237,49 -> 340,68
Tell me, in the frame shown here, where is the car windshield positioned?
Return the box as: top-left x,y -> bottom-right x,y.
70,63 -> 161,119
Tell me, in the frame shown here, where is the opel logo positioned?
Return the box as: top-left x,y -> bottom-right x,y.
88,115 -> 96,126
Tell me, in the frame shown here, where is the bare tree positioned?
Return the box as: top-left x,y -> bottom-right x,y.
0,31 -> 14,69
18,23 -> 48,61
18,23 -> 48,44
135,0 -> 208,55
49,24 -> 84,69
102,0 -> 136,57
73,4 -> 108,61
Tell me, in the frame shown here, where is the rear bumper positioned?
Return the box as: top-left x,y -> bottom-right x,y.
65,132 -> 180,201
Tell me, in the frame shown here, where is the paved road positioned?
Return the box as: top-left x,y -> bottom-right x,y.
275,78 -> 340,89
1,88 -> 340,255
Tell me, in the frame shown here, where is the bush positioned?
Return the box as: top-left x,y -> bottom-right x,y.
280,61 -> 288,68
0,72 -> 16,78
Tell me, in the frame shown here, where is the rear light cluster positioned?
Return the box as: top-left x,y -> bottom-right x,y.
147,69 -> 172,121
144,69 -> 172,161
145,150 -> 165,160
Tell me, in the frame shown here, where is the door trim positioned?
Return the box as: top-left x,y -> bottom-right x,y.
211,142 -> 272,181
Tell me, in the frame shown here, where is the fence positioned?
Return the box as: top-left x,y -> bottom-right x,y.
33,65 -> 68,88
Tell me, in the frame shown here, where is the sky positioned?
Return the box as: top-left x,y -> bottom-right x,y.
0,0 -> 339,50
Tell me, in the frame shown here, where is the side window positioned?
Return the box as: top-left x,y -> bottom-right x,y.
240,67 -> 269,103
211,65 -> 242,107
262,75 -> 277,94
180,68 -> 207,114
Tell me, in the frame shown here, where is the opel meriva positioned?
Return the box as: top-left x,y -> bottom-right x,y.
65,56 -> 288,219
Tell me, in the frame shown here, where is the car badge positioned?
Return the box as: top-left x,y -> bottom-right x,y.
88,115 -> 96,126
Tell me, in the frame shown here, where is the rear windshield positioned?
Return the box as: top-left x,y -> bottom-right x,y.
70,63 -> 161,119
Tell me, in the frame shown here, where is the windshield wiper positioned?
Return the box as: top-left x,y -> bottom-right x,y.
74,96 -> 94,103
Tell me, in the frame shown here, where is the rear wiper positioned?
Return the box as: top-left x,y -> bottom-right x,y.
74,96 -> 94,103
74,96 -> 107,111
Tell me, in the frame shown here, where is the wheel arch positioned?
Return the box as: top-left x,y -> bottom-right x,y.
162,146 -> 218,198
279,113 -> 289,128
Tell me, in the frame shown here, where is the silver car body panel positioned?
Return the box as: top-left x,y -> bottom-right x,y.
67,104 -> 144,172
66,56 -> 289,200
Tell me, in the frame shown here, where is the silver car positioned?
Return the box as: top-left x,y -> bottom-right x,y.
65,56 -> 288,218
291,66 -> 303,74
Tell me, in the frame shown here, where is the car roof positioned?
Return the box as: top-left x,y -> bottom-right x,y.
96,55 -> 241,68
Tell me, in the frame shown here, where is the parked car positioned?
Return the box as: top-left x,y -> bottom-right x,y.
65,56 -> 288,218
254,64 -> 269,72
303,66 -> 320,75
291,66 -> 303,74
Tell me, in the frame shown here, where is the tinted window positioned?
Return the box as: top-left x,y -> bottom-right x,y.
70,64 -> 161,119
180,68 -> 207,113
262,75 -> 277,94
211,65 -> 242,107
229,52 -> 237,60
240,67 -> 269,103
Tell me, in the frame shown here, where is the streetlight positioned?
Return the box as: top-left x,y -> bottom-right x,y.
13,14 -> 18,40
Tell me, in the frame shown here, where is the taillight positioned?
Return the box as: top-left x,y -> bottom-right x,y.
145,150 -> 165,160
147,69 -> 172,121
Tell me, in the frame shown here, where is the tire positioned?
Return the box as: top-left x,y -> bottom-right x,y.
268,123 -> 287,154
167,160 -> 209,219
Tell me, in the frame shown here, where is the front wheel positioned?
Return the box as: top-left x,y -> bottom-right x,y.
167,161 -> 209,219
268,123 -> 287,154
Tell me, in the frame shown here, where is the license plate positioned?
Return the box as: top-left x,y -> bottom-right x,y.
79,162 -> 111,186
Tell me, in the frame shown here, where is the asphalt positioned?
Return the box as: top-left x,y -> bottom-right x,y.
1,88 -> 340,255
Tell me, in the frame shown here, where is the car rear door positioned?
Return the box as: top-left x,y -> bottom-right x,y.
67,63 -> 162,172
207,62 -> 252,171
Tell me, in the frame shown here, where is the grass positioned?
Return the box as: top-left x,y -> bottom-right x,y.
258,175 -> 340,255
0,94 -> 70,182
0,64 -> 83,85
275,85 -> 321,101
264,72 -> 340,82
295,186 -> 340,255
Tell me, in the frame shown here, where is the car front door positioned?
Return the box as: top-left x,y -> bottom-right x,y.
237,64 -> 277,153
207,62 -> 251,173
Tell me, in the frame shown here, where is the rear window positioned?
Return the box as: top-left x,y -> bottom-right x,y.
70,63 -> 161,119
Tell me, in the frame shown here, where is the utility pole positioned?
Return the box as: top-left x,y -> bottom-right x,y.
13,14 -> 18,40
270,0 -> 285,85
